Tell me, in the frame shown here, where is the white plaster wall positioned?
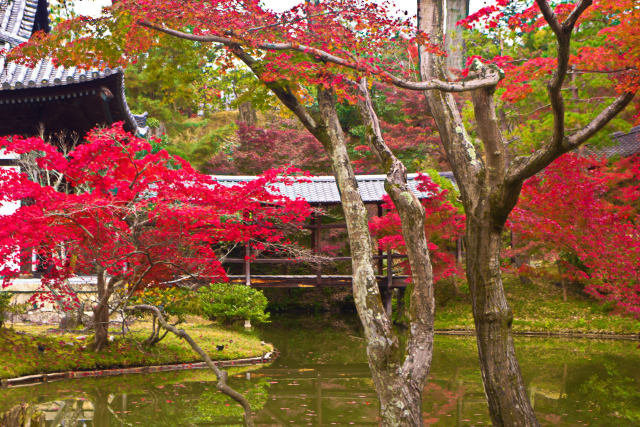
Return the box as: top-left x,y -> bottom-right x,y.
0,149 -> 20,273
0,155 -> 20,270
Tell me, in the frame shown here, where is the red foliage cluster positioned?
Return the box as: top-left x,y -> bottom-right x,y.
369,174 -> 465,283
509,153 -> 640,315
458,1 -> 639,114
0,123 -> 311,308
208,121 -> 330,175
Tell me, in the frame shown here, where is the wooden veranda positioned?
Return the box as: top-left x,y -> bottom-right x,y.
214,173 -> 456,313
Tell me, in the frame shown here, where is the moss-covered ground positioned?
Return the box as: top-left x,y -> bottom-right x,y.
434,275 -> 640,335
0,316 -> 272,379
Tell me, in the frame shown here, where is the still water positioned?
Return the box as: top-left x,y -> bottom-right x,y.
1,315 -> 639,426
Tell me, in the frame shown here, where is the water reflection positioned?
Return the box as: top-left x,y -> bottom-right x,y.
1,315 -> 639,426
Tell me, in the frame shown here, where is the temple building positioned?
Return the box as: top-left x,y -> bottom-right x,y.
1,0 -> 145,281
0,0 -> 145,138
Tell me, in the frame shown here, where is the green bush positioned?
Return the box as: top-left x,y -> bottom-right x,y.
198,283 -> 270,325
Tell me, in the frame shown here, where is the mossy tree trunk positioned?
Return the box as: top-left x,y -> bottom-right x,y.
418,1 -> 633,424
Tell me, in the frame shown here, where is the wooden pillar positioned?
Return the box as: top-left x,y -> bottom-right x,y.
376,202 -> 384,276
310,211 -> 322,284
244,244 -> 251,287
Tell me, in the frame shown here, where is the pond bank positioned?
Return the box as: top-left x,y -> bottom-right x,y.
435,329 -> 640,340
1,314 -> 639,425
0,352 -> 275,388
0,317 -> 273,380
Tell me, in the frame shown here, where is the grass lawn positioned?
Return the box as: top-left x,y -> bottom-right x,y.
434,275 -> 640,335
0,315 -> 272,379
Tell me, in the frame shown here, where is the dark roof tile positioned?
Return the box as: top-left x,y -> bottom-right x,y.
584,126 -> 640,159
211,173 -> 454,204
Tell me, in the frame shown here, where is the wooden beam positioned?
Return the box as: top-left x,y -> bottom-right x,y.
386,250 -> 393,289
310,212 -> 322,284
303,222 -> 347,230
244,244 -> 251,287
377,202 -> 384,277
222,254 -> 407,264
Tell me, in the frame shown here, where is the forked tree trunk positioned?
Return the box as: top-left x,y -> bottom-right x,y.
229,44 -> 435,425
418,1 -> 540,424
317,87 -> 427,425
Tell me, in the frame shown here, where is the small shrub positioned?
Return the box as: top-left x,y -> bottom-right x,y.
0,292 -> 12,327
199,283 -> 270,325
0,293 -> 24,328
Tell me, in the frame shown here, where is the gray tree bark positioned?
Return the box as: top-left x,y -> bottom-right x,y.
445,0 -> 469,74
417,1 -> 634,425
92,269 -> 112,352
230,47 -> 434,425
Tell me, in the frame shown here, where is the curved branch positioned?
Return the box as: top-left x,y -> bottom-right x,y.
138,20 -> 501,92
534,0 -> 593,151
127,304 -> 255,427
506,91 -> 635,183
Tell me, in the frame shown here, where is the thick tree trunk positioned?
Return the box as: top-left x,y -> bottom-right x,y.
92,270 -> 111,352
418,2 -> 540,424
445,0 -> 469,74
465,215 -> 538,426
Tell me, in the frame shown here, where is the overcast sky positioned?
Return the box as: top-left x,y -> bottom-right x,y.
75,0 -> 493,18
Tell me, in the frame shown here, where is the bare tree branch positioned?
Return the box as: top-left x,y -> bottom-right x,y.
127,304 -> 255,427
563,0 -> 592,31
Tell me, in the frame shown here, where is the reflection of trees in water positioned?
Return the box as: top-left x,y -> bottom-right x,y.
578,361 -> 640,424
0,370 -> 269,426
191,376 -> 270,424
2,321 -> 640,425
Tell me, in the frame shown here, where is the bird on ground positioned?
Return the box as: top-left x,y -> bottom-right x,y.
216,345 -> 225,351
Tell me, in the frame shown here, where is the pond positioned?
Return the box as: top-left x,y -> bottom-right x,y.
1,315 -> 639,426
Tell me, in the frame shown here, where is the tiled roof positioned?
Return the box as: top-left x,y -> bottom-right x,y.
0,0 -> 40,46
133,112 -> 149,136
0,0 -> 143,134
584,126 -> 640,159
0,45 -> 122,91
606,126 -> 640,158
212,172 -> 455,204
0,0 -> 112,93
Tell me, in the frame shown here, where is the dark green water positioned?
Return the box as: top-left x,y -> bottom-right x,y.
1,315 -> 639,426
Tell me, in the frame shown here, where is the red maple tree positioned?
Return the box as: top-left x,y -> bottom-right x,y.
509,153 -> 640,315
0,123 -> 311,349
